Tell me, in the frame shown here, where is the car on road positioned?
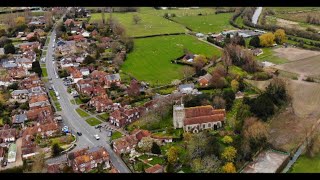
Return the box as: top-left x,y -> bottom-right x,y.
57,96 -> 60,100
48,86 -> 53,90
94,134 -> 100,140
95,125 -> 102,129
76,132 -> 82,136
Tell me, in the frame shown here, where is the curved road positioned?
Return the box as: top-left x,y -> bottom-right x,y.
252,7 -> 263,25
45,8 -> 130,173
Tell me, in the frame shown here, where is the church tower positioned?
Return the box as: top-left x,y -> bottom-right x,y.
173,104 -> 185,129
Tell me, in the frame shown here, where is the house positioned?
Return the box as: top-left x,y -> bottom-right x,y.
23,122 -> 59,138
105,73 -> 121,88
26,32 -> 40,41
82,31 -> 90,38
26,106 -> 53,120
76,79 -> 94,95
178,83 -> 195,94
21,134 -> 37,159
196,33 -> 204,38
88,95 -> 113,112
8,67 -> 29,79
0,75 -> 14,87
173,104 -> 226,133
198,73 -> 212,87
71,34 -> 85,42
34,28 -> 45,37
112,129 -> 150,155
67,67 -> 83,83
145,164 -> 164,173
211,34 -> 224,42
109,107 -> 140,128
75,57 -> 85,63
80,67 -> 90,76
251,48 -> 263,56
67,146 -> 111,173
11,89 -> 29,100
17,42 -> 41,52
1,60 -> 18,69
12,113 -> 28,125
29,94 -> 50,109
47,163 -> 62,173
0,147 -> 5,162
7,143 -> 17,163
15,57 -> 33,69
90,70 -> 108,83
0,128 -> 17,142
64,19 -> 75,27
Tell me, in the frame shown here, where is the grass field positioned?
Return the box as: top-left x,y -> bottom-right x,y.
121,35 -> 221,86
97,113 -> 109,121
90,12 -> 185,37
256,48 -> 288,64
85,117 -> 101,126
111,131 -> 123,141
41,67 -> 47,77
140,7 -> 216,17
172,13 -> 236,33
76,108 -> 90,118
290,154 -> 320,173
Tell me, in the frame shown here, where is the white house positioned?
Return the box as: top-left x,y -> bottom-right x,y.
82,31 -> 90,38
178,83 -> 195,94
80,68 -> 90,76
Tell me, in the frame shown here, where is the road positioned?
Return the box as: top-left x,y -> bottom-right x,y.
252,7 -> 263,25
44,8 -> 131,173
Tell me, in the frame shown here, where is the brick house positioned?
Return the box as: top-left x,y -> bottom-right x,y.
18,42 -> 41,52
198,73 -> 213,87
145,164 -> 164,173
28,94 -> 50,110
0,128 -> 17,142
76,79 -> 94,96
26,106 -> 53,121
109,107 -> 140,128
104,73 -> 121,88
88,95 -> 113,112
67,67 -> 83,83
8,67 -> 29,79
112,129 -> 150,155
11,89 -> 29,100
67,146 -> 111,173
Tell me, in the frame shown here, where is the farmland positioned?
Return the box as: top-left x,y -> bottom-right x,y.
121,35 -> 222,86
276,55 -> 320,76
172,13 -> 236,33
90,11 -> 185,37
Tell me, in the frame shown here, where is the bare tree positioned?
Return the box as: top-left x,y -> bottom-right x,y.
212,96 -> 226,109
182,66 -> 195,79
133,14 -> 141,24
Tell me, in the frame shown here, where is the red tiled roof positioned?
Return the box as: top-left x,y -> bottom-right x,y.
145,164 -> 163,173
183,105 -> 226,125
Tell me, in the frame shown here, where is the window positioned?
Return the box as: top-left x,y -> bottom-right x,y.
202,124 -> 205,128
208,123 -> 211,128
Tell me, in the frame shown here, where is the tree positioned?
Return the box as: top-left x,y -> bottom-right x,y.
30,152 -> 45,173
259,32 -> 275,47
212,96 -> 226,109
222,135 -> 233,144
151,142 -> 161,154
231,79 -> 239,92
4,43 -> 15,54
167,146 -> 179,164
249,36 -> 260,48
250,93 -> 275,120
120,36 -> 134,53
51,143 -> 63,157
83,55 -> 95,65
182,66 -> 195,79
210,67 -> 227,89
7,82 -> 19,90
221,47 -> 232,74
243,117 -> 269,147
31,61 -> 42,77
222,88 -> 235,110
127,79 -> 140,97
15,17 -> 26,26
265,78 -> 288,106
222,162 -> 236,173
193,55 -> 207,75
133,14 -> 141,24
113,53 -> 124,69
235,104 -> 251,133
274,29 -> 287,44
191,155 -> 221,173
138,136 -> 154,152
0,36 -> 12,48
221,146 -> 237,162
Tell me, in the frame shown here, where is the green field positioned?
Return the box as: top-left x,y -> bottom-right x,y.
140,7 -> 216,17
76,108 -> 90,118
85,117 -> 101,126
121,35 -> 221,86
290,154 -> 320,173
111,131 -> 123,141
97,112 -> 109,121
172,13 -> 236,33
41,67 -> 47,77
256,48 -> 288,64
90,11 -> 185,37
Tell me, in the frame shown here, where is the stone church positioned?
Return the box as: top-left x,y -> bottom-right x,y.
173,104 -> 226,133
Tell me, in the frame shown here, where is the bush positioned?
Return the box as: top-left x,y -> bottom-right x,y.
252,72 -> 271,80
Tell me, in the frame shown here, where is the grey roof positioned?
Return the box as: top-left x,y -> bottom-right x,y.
106,73 -> 121,81
14,114 -> 27,124
12,89 -> 29,96
179,83 -> 194,90
16,57 -> 32,63
2,61 -> 17,68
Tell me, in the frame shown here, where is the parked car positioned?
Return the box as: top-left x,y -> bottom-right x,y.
76,132 -> 82,136
95,125 -> 102,129
94,134 -> 100,140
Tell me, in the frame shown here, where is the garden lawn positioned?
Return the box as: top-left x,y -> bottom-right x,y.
85,117 -> 101,126
41,67 -> 48,77
97,112 -> 109,121
256,48 -> 288,64
111,131 -> 123,141
90,12 -> 185,37
172,13 -> 236,33
139,155 -> 166,166
121,35 -> 222,86
290,154 -> 320,173
76,108 -> 90,118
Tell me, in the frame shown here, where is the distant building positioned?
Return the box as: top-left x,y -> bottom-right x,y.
173,104 -> 226,133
